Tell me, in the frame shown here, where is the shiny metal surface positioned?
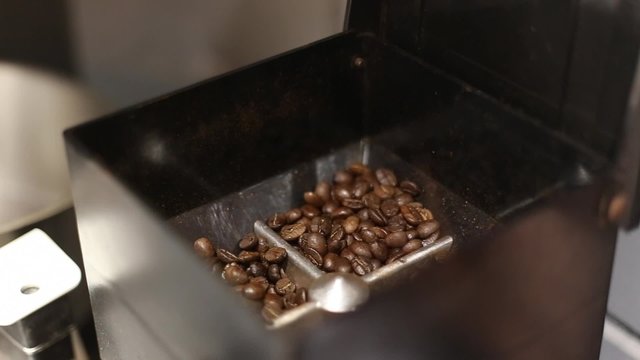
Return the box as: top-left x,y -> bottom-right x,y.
309,273 -> 369,313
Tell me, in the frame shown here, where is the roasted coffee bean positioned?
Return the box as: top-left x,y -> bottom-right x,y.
352,231 -> 363,242
344,234 -> 355,246
243,280 -> 268,301
210,259 -> 224,275
386,248 -> 405,264
343,215 -> 360,234
387,215 -> 406,232
359,228 -> 377,243
358,219 -> 375,230
393,187 -> 405,197
334,170 -> 353,185
372,226 -> 388,239
275,278 -> 296,296
418,208 -> 434,221
322,201 -> 339,214
371,258 -> 382,271
257,237 -> 270,253
422,231 -> 440,247
374,184 -> 395,199
296,217 -> 311,230
217,248 -> 240,263
385,231 -> 408,248
251,276 -> 269,287
362,193 -> 381,209
323,253 -> 340,272
381,199 -> 400,217
283,293 -> 299,309
238,233 -> 258,251
342,198 -> 365,209
315,181 -> 332,202
263,293 -> 283,309
407,201 -> 424,208
400,205 -> 423,226
193,237 -> 216,258
333,185 -> 352,201
304,191 -> 324,207
223,263 -> 249,285
348,163 -> 370,175
340,248 -> 356,261
402,239 -> 423,254
351,256 -> 373,276
335,257 -> 354,273
309,215 -> 332,236
301,204 -> 321,218
262,304 -> 283,322
305,249 -> 323,268
280,223 -> 307,241
375,168 -> 398,187
327,237 -> 346,253
357,208 -> 369,221
370,241 -> 389,261
417,220 -> 440,239
267,213 -> 287,230
349,241 -> 373,259
296,287 -> 308,303
247,262 -> 268,277
394,193 -> 414,206
300,233 -> 327,256
406,229 -> 418,240
330,224 -> 345,242
267,264 -> 282,283
352,181 -> 371,198
238,251 -> 260,263
263,247 -> 287,263
399,180 -> 421,196
330,206 -> 353,219
368,208 -> 387,226
285,208 -> 303,223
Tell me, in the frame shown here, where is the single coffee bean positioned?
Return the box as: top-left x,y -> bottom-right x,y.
301,204 -> 321,218
309,215 -> 332,236
362,193 -> 381,209
381,199 -> 400,217
385,231 -> 408,248
418,208 -> 434,221
285,208 -> 303,223
283,292 -> 299,309
393,187 -> 405,197
238,233 -> 258,251
275,278 -> 296,296
372,226 -> 388,239
263,293 -> 283,309
330,224 -> 345,242
359,228 -> 377,243
352,231 -> 363,242
322,201 -> 339,214
349,241 -> 373,259
344,234 -> 355,246
334,170 -> 353,184
193,237 -> 216,258
251,276 -> 269,287
374,184 -> 395,199
370,241 -> 389,261
223,263 -> 249,285
422,231 -> 440,247
267,213 -> 287,230
340,248 -> 356,261
296,287 -> 308,304
357,208 -> 369,221
267,264 -> 282,283
358,219 -> 375,230
323,253 -> 340,272
386,248 -> 405,264
304,249 -> 323,268
400,205 -> 423,226
247,262 -> 268,277
342,198 -> 365,209
296,217 -> 311,229
399,180 -> 421,196
348,163 -> 370,175
299,233 -> 327,256
263,247 -> 287,263
238,251 -> 260,264
387,215 -> 407,232
351,256 -> 373,276
333,185 -> 352,201
243,282 -> 268,301
352,181 -> 371,198
343,215 -> 360,234
394,193 -> 414,206
369,208 -> 387,226
330,206 -> 353,219
375,168 -> 398,186
328,237 -> 346,253
262,303 -> 283,322
315,181 -> 332,202
335,257 -> 354,273
406,229 -> 418,240
304,191 -> 324,207
402,239 -> 423,254
280,223 -> 307,241
217,248 -> 239,263
371,258 -> 382,271
417,220 -> 440,239
257,237 -> 270,253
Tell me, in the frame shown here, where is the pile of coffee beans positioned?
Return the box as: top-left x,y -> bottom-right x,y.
193,234 -> 308,322
266,163 -> 441,276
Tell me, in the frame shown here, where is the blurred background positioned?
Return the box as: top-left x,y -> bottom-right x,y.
1,1 -> 639,359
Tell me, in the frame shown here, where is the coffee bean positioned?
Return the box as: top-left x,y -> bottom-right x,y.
257,237 -> 270,253
262,303 -> 283,322
309,215 -> 332,236
374,184 -> 395,199
370,241 -> 389,261
394,193 -> 414,206
335,257 -> 354,273
407,202 -> 424,208
296,287 -> 308,304
362,193 -> 381,209
359,228 -> 377,243
369,208 -> 387,226
406,229 -> 418,240
263,247 -> 287,263
417,220 -> 440,239
328,237 -> 346,253
343,215 -> 360,234
386,248 -> 405,264
399,180 -> 421,196
385,231 -> 408,248
340,248 -> 356,261
349,241 -> 372,258
283,293 -> 299,309
387,214 -> 407,230
193,237 -> 216,258
300,233 -> 327,256
267,264 -> 282,283
323,253 -> 340,272
247,262 -> 268,277
304,249 -> 323,267
372,226 -> 388,239
315,181 -> 332,202
304,191 -> 324,207
352,181 -> 371,198
296,217 -> 311,229
301,204 -> 321,218
342,198 -> 365,209
238,251 -> 260,263
357,208 -> 369,221
330,206 -> 353,219
275,278 -> 296,296
285,208 -> 303,223
243,280 -> 268,301
263,293 -> 283,309
348,163 -> 371,175
400,205 -> 423,226
345,234 -> 355,246
267,213 -> 287,230
358,219 -> 375,230
238,233 -> 258,251
351,256 -> 373,275
334,170 -> 353,184
375,168 -> 398,186
418,208 -> 434,221
322,201 -> 339,214
217,248 -> 240,263
352,231 -> 363,242
402,239 -> 423,254
422,231 -> 440,247
333,185 -> 352,201
280,223 -> 307,241
381,199 -> 400,217
371,258 -> 382,271
330,224 -> 345,241
223,263 -> 249,285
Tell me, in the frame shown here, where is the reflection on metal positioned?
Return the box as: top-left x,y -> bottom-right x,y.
309,273 -> 369,313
